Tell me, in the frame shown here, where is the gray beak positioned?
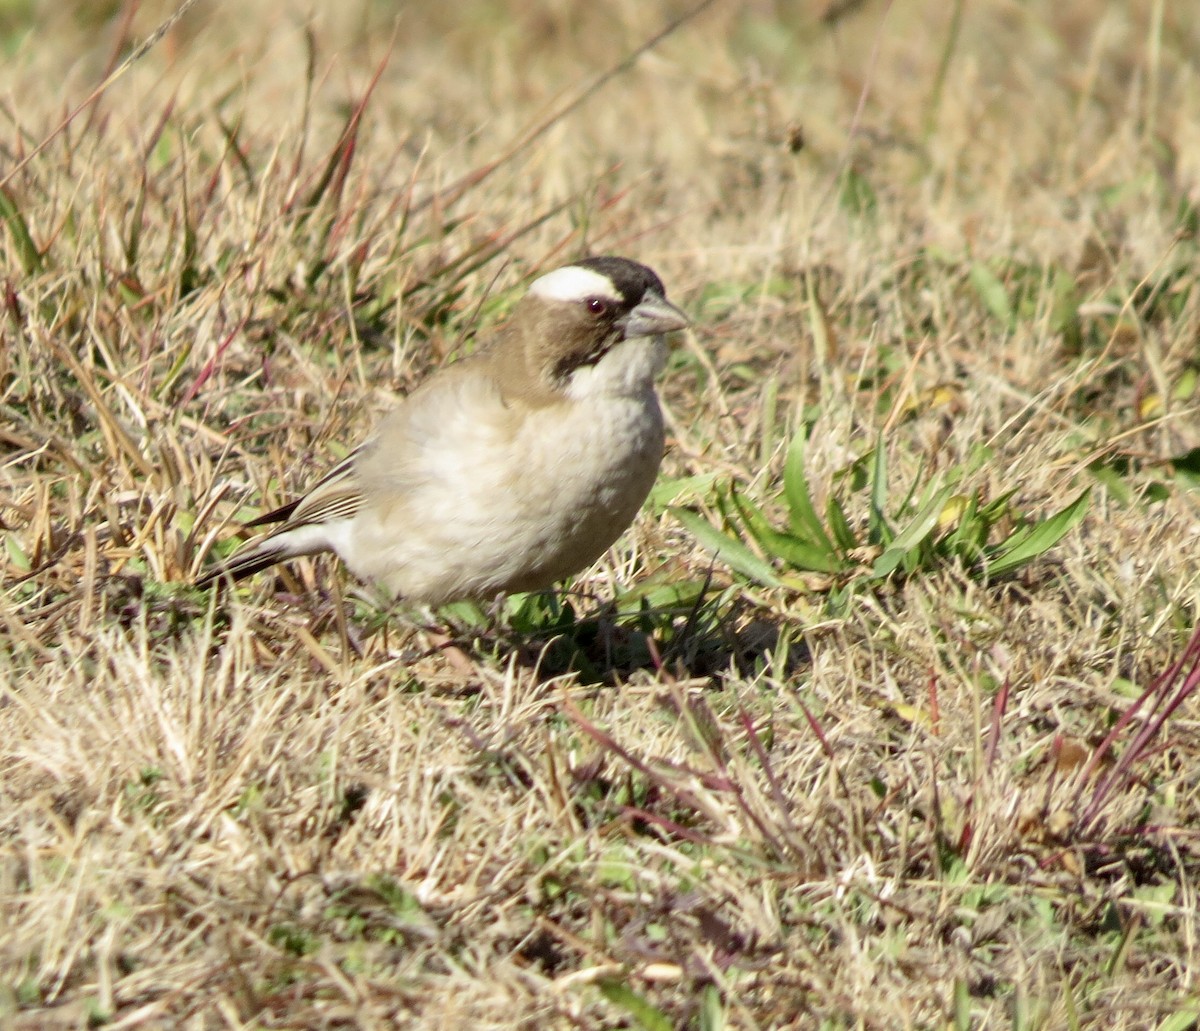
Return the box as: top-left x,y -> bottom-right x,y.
619,292 -> 690,340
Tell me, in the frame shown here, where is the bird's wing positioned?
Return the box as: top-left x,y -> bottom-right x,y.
281,449 -> 367,527
243,447 -> 365,529
250,370 -> 474,536
353,356 -> 519,495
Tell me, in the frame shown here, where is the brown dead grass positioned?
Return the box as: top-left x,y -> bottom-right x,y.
4,0 -> 1200,1027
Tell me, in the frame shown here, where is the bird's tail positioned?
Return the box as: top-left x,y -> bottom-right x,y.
194,535 -> 298,589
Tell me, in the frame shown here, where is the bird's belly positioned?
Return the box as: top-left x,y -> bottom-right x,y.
347,394 -> 664,604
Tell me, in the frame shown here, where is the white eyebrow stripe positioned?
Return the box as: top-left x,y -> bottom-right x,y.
529,265 -> 619,303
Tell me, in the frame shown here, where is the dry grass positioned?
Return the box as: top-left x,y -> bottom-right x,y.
3,0 -> 1200,1027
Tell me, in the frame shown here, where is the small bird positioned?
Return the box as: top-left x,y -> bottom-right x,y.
195,256 -> 690,605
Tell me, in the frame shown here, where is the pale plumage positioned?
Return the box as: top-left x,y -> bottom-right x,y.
195,256 -> 689,605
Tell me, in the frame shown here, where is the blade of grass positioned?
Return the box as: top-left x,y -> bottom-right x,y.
671,507 -> 783,588
984,489 -> 1090,577
597,977 -> 672,1030
1079,621 -> 1200,832
871,484 -> 952,578
867,436 -> 894,547
727,487 -> 843,574
826,494 -> 858,552
0,188 -> 44,274
783,425 -> 837,553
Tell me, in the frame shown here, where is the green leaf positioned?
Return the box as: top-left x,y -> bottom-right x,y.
943,492 -> 988,557
598,980 -> 673,1031
699,985 -> 725,1031
783,426 -> 836,552
1173,366 -> 1198,402
1089,460 -> 1132,506
5,532 -> 31,572
826,495 -> 857,551
0,186 -> 43,274
838,166 -> 877,219
983,489 -> 1090,577
614,574 -> 709,615
728,487 -> 842,574
970,262 -> 1013,327
871,485 -> 952,578
894,457 -> 932,517
871,548 -> 905,580
671,507 -> 783,587
975,490 -> 1017,522
867,439 -> 893,546
1158,1006 -> 1200,1031
953,977 -> 971,1031
645,472 -> 719,511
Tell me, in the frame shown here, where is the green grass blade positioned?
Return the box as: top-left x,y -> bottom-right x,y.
1158,1007 -> 1200,1031
826,495 -> 857,551
894,457 -> 931,517
5,532 -> 31,572
124,172 -> 147,267
974,490 -> 1017,524
671,507 -> 783,587
728,487 -> 843,574
969,261 -> 1014,328
838,166 -> 877,219
699,985 -> 725,1031
0,187 -> 44,274
599,980 -> 673,1031
783,425 -> 837,552
872,485 -> 952,579
867,437 -> 894,547
983,489 -> 1090,577
944,492 -> 986,557
179,157 -> 200,297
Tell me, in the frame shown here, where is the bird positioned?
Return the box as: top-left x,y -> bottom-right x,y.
195,255 -> 690,606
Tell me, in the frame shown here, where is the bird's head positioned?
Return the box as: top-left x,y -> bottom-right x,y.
515,256 -> 689,396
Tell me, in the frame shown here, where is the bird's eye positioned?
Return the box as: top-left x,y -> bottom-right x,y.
586,297 -> 607,315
